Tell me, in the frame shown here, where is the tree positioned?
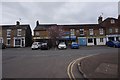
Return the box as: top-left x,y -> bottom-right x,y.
47,26 -> 64,48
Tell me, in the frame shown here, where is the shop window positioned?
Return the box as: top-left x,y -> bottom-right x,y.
15,39 -> 21,45
100,38 -> 103,42
88,38 -> 93,43
116,37 -> 119,41
108,37 -> 114,41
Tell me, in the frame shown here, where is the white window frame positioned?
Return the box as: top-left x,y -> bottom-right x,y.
109,28 -> 112,33
35,32 -> 39,36
7,38 -> 11,45
70,29 -> 75,36
89,29 -> 93,35
115,28 -> 118,33
17,29 -> 22,36
7,29 -> 11,37
80,29 -> 84,35
88,38 -> 93,43
100,38 -> 103,42
99,28 -> 104,35
111,19 -> 115,24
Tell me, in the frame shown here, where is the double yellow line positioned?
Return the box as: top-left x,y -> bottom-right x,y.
67,54 -> 99,80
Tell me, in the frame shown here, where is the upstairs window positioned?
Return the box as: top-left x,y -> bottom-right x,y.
109,28 -> 112,33
99,28 -> 104,35
35,32 -> 39,36
80,29 -> 84,35
70,29 -> 75,36
111,19 -> 115,24
7,29 -> 11,37
115,28 -> 118,33
89,29 -> 93,35
17,29 -> 22,36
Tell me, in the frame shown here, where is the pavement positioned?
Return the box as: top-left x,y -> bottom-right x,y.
78,52 -> 119,79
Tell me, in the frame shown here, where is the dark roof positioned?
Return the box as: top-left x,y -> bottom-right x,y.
100,17 -> 117,24
57,24 -> 98,27
34,24 -> 57,30
34,23 -> 100,30
0,24 -> 30,29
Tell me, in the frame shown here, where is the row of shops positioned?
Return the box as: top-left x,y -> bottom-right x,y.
33,34 -> 120,46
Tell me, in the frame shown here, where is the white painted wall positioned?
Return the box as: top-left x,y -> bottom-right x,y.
96,38 -> 106,45
87,38 -> 94,46
14,37 -> 25,47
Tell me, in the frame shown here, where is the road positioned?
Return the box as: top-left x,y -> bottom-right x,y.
2,46 -> 118,78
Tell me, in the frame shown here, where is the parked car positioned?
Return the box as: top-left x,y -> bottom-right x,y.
106,41 -> 120,48
58,42 -> 67,49
41,42 -> 49,50
31,42 -> 42,50
0,43 -> 6,49
71,42 -> 79,49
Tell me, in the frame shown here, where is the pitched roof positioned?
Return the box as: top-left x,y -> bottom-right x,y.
34,23 -> 100,30
34,24 -> 57,30
0,24 -> 30,29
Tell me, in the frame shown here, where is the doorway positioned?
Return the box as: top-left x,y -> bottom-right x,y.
94,38 -> 96,45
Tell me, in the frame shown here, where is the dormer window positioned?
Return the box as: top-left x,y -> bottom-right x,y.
111,19 -> 115,24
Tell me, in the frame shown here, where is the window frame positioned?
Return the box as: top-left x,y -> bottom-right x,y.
100,38 -> 103,42
7,38 -> 11,45
17,29 -> 22,36
99,28 -> 104,35
109,28 -> 112,33
70,29 -> 75,36
79,29 -> 84,35
89,29 -> 93,35
115,28 -> 118,33
7,29 -> 11,37
88,38 -> 93,43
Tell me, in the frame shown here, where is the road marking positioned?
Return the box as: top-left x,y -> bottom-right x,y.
67,54 -> 100,80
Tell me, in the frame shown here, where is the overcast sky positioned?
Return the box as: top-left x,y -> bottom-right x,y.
0,0 -> 119,34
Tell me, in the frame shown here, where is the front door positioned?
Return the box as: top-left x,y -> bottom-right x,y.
94,38 -> 96,45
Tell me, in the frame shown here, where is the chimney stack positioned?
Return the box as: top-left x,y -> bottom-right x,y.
36,20 -> 39,26
16,21 -> 20,25
98,16 -> 103,24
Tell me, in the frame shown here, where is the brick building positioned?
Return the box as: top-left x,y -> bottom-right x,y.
100,16 -> 120,42
33,16 -> 120,47
0,21 -> 32,47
